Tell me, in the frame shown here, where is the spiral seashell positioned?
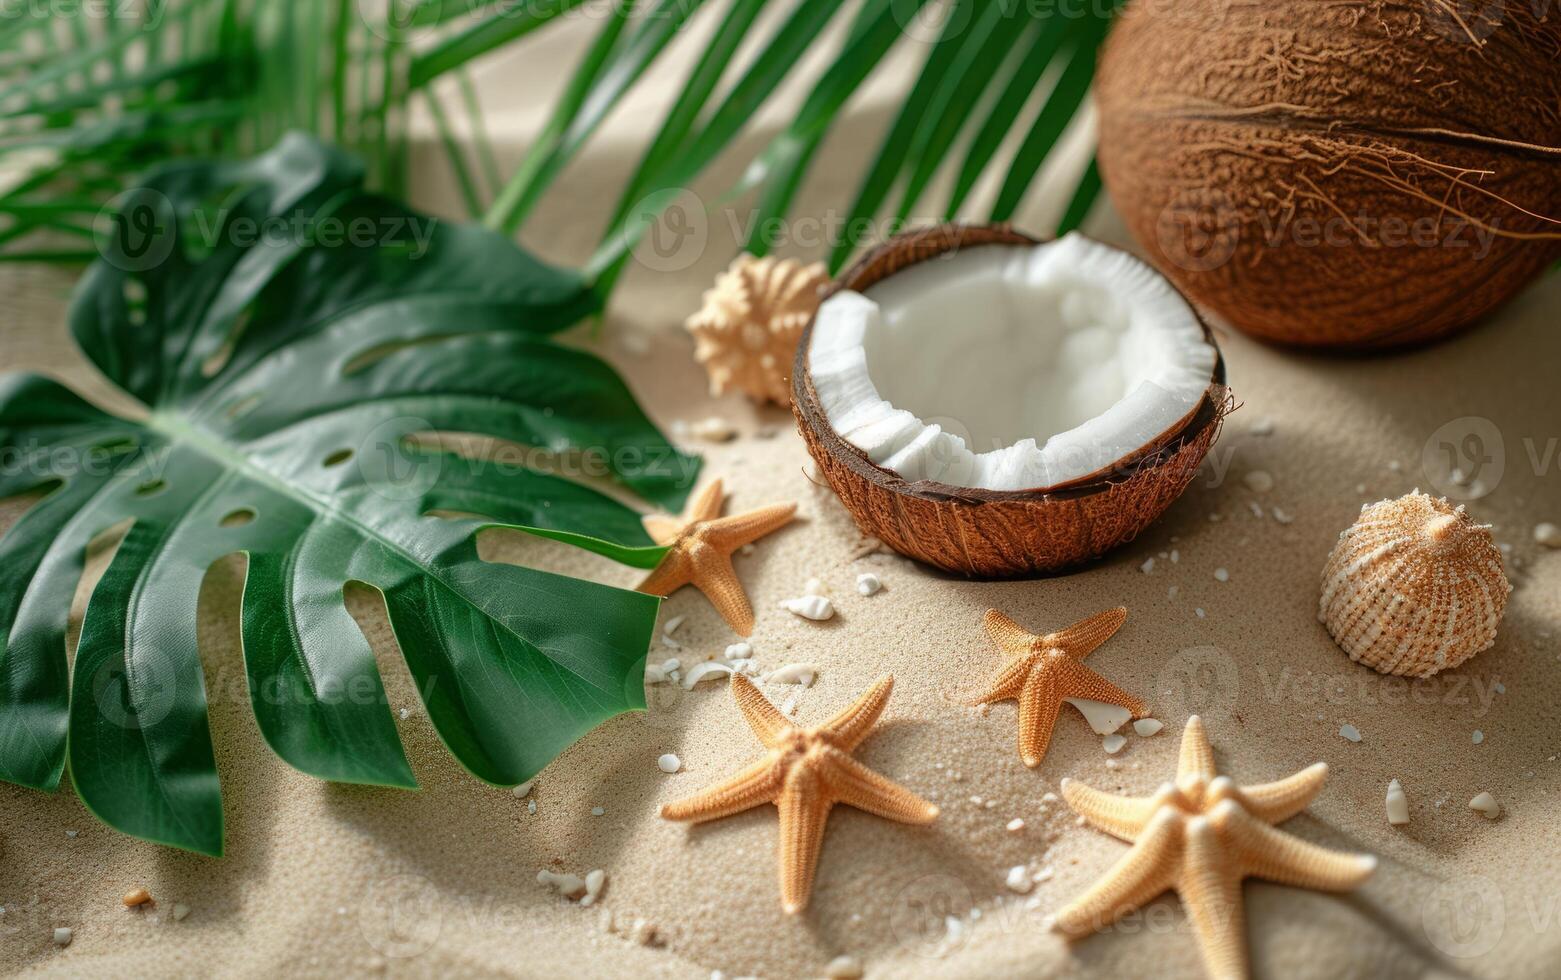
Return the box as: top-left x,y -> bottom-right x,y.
686,254 -> 827,406
1319,491 -> 1510,677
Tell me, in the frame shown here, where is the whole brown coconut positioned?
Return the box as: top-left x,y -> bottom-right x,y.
792,225 -> 1230,577
1096,0 -> 1561,348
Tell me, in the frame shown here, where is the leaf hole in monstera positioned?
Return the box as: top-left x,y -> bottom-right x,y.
219,508 -> 256,528
92,436 -> 138,459
134,478 -> 167,497
222,393 -> 261,420
201,307 -> 254,378
123,278 -> 147,327
0,136 -> 698,854
341,332 -> 482,375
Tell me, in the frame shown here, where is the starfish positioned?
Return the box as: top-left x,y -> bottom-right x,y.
660,674 -> 938,913
971,606 -> 1148,767
637,478 -> 796,636
1052,716 -> 1377,980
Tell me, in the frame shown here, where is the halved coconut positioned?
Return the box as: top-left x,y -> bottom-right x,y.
792,224 -> 1229,576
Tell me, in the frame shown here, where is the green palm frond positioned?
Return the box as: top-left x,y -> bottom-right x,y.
2,0 -> 1115,281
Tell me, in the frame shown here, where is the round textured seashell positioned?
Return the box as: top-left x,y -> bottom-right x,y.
1319,491 -> 1510,677
686,254 -> 828,406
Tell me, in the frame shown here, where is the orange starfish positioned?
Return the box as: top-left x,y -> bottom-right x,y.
1053,716 -> 1377,979
638,478 -> 796,636
661,674 -> 938,913
972,607 -> 1148,767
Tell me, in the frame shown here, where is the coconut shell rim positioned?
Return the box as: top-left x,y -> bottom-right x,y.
792,222 -> 1230,505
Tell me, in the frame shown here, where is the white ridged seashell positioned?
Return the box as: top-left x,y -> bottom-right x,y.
1319,491 -> 1509,677
685,254 -> 828,406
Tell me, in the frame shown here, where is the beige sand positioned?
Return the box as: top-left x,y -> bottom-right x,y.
3,13 -> 1559,980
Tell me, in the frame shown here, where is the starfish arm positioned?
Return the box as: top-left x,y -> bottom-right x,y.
819,674 -> 895,751
660,755 -> 783,823
982,608 -> 1040,655
642,513 -> 687,546
1052,808 -> 1183,939
1060,778 -> 1168,842
688,478 -> 726,522
776,772 -> 831,913
1016,669 -> 1063,768
689,549 -> 755,635
1177,715 -> 1218,783
962,652 -> 1033,706
704,502 -> 797,549
1181,814 -> 1250,980
1236,762 -> 1330,824
637,550 -> 693,597
1041,606 -> 1128,660
821,749 -> 939,824
731,674 -> 794,747
1214,801 -> 1377,892
1050,654 -> 1149,718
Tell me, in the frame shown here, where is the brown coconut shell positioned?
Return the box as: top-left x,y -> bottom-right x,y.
791,224 -> 1230,577
1096,0 -> 1561,349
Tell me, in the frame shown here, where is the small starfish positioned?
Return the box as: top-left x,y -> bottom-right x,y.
971,607 -> 1148,767
637,478 -> 796,636
660,674 -> 938,913
1052,716 -> 1377,979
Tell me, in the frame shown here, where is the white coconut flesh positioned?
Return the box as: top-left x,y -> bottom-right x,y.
807,233 -> 1217,492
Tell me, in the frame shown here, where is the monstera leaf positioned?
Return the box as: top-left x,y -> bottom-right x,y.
0,134 -> 697,855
